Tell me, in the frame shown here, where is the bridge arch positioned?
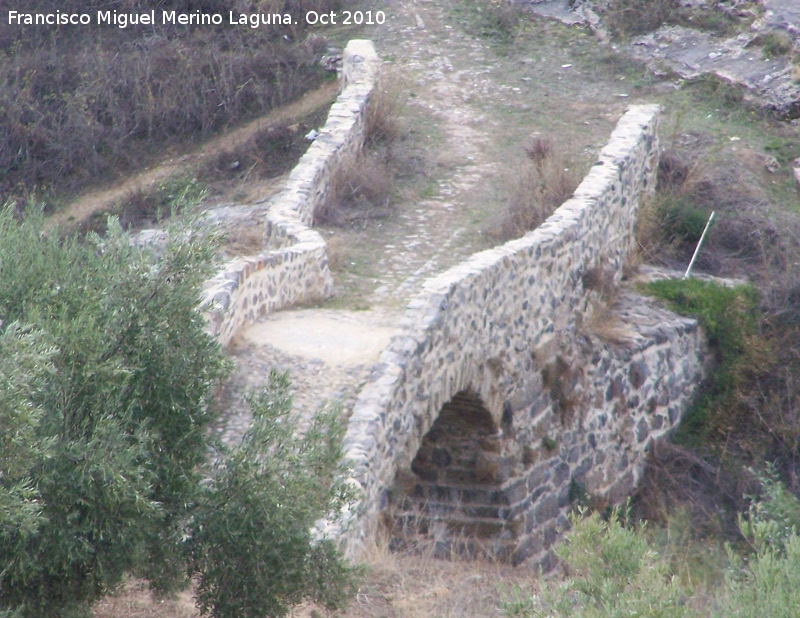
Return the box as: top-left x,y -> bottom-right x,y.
391,388 -> 528,562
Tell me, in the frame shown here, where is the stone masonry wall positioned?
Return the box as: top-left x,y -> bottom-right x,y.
202,40 -> 379,346
387,294 -> 707,566
336,105 -> 706,564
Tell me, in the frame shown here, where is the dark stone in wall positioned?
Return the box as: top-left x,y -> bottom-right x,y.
629,361 -> 648,389
636,417 -> 649,443
431,448 -> 451,467
535,494 -> 559,525
553,462 -> 571,486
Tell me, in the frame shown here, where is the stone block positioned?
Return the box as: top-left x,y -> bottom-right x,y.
534,494 -> 559,525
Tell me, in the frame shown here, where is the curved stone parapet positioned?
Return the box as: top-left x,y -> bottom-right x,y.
336,105 -> 707,564
202,40 -> 380,346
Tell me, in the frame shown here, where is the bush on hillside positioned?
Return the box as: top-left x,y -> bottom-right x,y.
501,478 -> 800,617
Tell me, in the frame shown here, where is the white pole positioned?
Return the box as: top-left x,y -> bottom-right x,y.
683,211 -> 715,279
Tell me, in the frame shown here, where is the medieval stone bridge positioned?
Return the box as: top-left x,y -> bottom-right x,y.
198,40 -> 708,567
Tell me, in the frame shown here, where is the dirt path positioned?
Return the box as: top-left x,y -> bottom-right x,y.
47,80 -> 339,231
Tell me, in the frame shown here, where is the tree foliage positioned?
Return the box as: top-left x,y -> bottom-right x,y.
188,371 -> 356,618
0,207 -> 228,615
0,208 -> 354,616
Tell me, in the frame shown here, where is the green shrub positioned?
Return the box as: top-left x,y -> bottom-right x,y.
739,465 -> 800,554
715,531 -> 800,617
603,0 -> 739,39
603,0 -> 674,38
500,489 -> 800,617
0,208 -> 355,617
500,505 -> 691,617
0,207 -> 228,615
453,0 -> 525,45
641,279 -> 765,447
0,324 -> 54,601
188,371 -> 356,618
757,31 -> 793,59
716,471 -> 800,617
657,196 -> 711,244
685,75 -> 745,110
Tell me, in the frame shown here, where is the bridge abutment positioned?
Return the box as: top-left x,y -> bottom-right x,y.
387,290 -> 706,566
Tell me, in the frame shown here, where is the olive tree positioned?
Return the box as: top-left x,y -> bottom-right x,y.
0,208 -> 354,617
188,371 -> 356,618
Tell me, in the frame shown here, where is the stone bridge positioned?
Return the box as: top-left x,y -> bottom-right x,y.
200,40 -> 708,567
336,103 -> 707,567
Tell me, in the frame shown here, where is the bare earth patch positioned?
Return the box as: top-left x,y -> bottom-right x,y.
240,308 -> 400,366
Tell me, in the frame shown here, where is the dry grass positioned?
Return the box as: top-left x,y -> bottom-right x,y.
92,579 -> 198,618
581,263 -> 633,345
365,82 -> 403,149
601,0 -> 675,37
631,442 -> 749,546
751,30 -> 794,59
0,0 -> 335,205
316,155 -> 395,227
300,536 -> 538,618
640,140 -> 800,293
90,542 -> 539,618
201,104 -> 331,191
223,224 -> 269,258
630,130 -> 800,548
315,84 -> 402,228
600,0 -> 740,39
487,135 -> 579,242
637,148 -> 717,261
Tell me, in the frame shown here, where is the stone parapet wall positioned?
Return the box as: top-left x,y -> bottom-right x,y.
337,105 -> 701,562
202,40 -> 379,346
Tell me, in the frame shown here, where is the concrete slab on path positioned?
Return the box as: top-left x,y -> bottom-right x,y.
239,307 -> 402,366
